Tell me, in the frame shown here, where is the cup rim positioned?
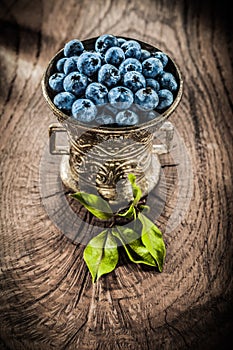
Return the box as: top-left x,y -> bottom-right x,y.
41,36 -> 183,135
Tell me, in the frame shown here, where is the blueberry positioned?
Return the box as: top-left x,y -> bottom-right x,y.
63,56 -> 79,74
142,58 -> 163,78
53,92 -> 76,112
72,98 -> 97,122
77,52 -> 101,77
105,47 -> 125,66
123,71 -> 146,93
49,73 -> 65,92
152,51 -> 168,67
64,39 -> 84,57
156,89 -> 174,110
85,82 -> 108,106
98,64 -> 121,88
140,49 -> 151,62
158,72 -> 178,92
118,38 -> 127,46
121,40 -> 141,60
95,34 -> 118,53
119,58 -> 142,75
96,114 -> 114,125
146,78 -> 160,91
56,58 -> 67,72
135,87 -> 159,111
63,72 -> 88,96
115,110 -> 139,126
108,86 -> 134,110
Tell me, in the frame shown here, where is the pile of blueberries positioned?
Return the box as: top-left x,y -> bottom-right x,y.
48,34 -> 178,126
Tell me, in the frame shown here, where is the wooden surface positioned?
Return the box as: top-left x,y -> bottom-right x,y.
0,0 -> 233,349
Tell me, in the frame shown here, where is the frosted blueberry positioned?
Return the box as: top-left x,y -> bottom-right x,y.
105,47 -> 125,67
156,89 -> 174,110
119,58 -> 142,75
123,71 -> 146,93
142,58 -> 163,78
72,99 -> 97,122
49,73 -> 65,92
64,39 -> 84,57
118,38 -> 127,46
140,49 -> 151,62
146,78 -> 160,91
98,64 -> 121,88
56,58 -> 67,72
63,56 -> 79,74
63,71 -> 88,96
77,52 -> 102,77
115,110 -> 139,126
135,87 -> 159,111
108,86 -> 134,110
152,51 -> 168,67
95,34 -> 119,53
53,92 -> 76,112
158,72 -> 178,92
121,40 -> 141,60
85,82 -> 108,106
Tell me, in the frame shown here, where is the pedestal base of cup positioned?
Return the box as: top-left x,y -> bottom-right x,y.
60,154 -> 161,207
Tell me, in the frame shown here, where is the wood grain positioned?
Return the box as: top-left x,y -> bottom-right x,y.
0,0 -> 233,349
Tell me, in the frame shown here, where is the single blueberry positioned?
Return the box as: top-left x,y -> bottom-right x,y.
72,98 -> 97,122
98,64 -> 121,88
105,47 -> 125,67
121,40 -> 141,60
56,58 -> 67,72
123,71 -> 146,93
157,72 -> 178,92
63,71 -> 88,96
95,34 -> 119,53
95,114 -> 114,125
77,52 -> 102,77
135,87 -> 159,111
151,51 -> 168,67
142,58 -> 163,78
63,56 -> 79,74
49,72 -> 65,92
119,58 -> 142,75
156,89 -> 174,110
146,78 -> 160,91
115,110 -> 139,126
85,82 -> 108,106
64,39 -> 84,57
118,37 -> 127,46
140,49 -> 151,62
53,92 -> 76,112
108,86 -> 134,110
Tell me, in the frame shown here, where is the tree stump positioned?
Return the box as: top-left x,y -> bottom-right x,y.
0,0 -> 232,349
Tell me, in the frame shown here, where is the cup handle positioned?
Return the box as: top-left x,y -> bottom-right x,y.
153,121 -> 174,155
49,124 -> 70,155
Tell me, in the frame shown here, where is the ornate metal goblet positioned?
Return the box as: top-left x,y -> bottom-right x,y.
41,37 -> 183,206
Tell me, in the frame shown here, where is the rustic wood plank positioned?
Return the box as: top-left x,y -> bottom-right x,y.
0,0 -> 232,349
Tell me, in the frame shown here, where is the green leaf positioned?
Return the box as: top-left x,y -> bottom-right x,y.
112,226 -> 156,266
83,230 -> 119,282
128,173 -> 142,204
70,192 -> 113,220
138,213 -> 166,272
118,173 -> 142,219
